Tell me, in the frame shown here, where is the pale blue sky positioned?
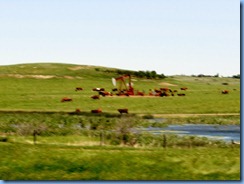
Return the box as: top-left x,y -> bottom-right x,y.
0,0 -> 240,76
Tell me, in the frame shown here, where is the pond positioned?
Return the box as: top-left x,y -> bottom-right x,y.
142,124 -> 240,143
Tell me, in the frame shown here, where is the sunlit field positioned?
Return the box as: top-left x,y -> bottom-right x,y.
0,63 -> 240,180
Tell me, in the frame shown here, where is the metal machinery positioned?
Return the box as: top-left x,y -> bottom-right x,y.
112,74 -> 134,96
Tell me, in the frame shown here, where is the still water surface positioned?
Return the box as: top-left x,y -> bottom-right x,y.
143,124 -> 240,142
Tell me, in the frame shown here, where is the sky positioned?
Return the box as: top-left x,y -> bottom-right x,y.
0,0 -> 240,76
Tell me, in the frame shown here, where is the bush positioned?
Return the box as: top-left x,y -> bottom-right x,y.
0,137 -> 8,142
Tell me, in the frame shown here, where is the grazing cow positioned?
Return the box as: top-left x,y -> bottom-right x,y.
91,108 -> 102,113
112,88 -> 118,92
61,97 -> 72,102
93,88 -> 105,92
118,108 -> 128,114
99,91 -> 111,96
160,88 -> 169,92
91,95 -> 100,99
173,90 -> 178,92
222,90 -> 229,94
75,108 -> 81,113
180,87 -> 188,90
160,92 -> 170,97
137,91 -> 144,96
154,89 -> 161,93
177,93 -> 185,96
75,87 -> 83,91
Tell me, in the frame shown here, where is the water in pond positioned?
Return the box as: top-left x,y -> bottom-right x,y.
143,124 -> 240,143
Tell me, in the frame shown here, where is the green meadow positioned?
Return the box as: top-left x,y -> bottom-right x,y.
0,63 -> 240,180
0,63 -> 240,114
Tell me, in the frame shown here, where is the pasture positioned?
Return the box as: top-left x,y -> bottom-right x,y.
0,63 -> 240,114
0,63 -> 240,180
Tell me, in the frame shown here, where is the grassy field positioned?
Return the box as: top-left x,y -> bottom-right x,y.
0,63 -> 240,114
0,63 -> 240,180
0,138 -> 240,180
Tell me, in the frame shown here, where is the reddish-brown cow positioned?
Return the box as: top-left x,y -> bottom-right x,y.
91,109 -> 102,113
222,90 -> 229,94
180,87 -> 188,90
160,88 -> 169,91
118,108 -> 128,114
99,91 -> 111,96
93,88 -> 105,92
61,97 -> 72,102
177,93 -> 185,96
75,87 -> 83,91
91,95 -> 100,99
75,108 -> 81,113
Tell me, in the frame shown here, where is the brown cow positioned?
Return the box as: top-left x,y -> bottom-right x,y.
91,108 -> 102,113
136,91 -> 144,96
180,87 -> 188,90
222,90 -> 229,94
75,87 -> 83,91
160,88 -> 169,92
91,95 -> 100,99
99,91 -> 111,96
154,89 -> 161,93
160,92 -> 170,97
118,108 -> 128,114
75,108 -> 81,113
61,97 -> 72,102
93,88 -> 105,92
177,93 -> 185,96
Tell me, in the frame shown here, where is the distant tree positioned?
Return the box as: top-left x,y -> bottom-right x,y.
158,73 -> 166,79
150,71 -> 157,79
145,71 -> 152,79
198,74 -> 205,77
214,73 -> 219,77
232,74 -> 240,79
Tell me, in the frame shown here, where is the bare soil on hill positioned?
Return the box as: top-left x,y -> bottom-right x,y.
159,82 -> 178,86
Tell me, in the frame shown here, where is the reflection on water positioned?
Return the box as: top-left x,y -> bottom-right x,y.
142,124 -> 240,142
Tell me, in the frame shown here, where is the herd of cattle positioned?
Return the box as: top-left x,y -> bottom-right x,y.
60,86 -> 232,114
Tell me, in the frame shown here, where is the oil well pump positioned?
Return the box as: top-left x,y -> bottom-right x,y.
112,74 -> 134,96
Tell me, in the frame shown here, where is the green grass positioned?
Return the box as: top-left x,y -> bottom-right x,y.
0,63 -> 240,114
0,141 -> 240,180
0,63 -> 240,180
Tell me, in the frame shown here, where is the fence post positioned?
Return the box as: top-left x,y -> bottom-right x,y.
163,134 -> 167,148
33,130 -> 38,145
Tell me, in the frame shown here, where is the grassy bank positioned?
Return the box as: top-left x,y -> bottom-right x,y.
0,141 -> 240,180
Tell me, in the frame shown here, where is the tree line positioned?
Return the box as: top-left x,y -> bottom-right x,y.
101,68 -> 166,79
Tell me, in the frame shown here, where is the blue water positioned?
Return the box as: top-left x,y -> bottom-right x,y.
143,124 -> 240,143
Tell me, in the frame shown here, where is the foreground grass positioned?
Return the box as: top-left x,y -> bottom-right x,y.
0,141 -> 240,180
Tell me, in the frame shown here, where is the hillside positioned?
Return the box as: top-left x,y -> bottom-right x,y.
0,63 -> 240,114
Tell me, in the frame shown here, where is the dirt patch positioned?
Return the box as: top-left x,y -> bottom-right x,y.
159,82 -> 177,86
68,66 -> 86,70
64,76 -> 74,79
5,74 -> 55,79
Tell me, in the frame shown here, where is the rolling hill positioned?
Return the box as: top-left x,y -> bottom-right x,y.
0,63 -> 240,115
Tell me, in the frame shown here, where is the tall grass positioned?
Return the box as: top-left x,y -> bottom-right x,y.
0,142 -> 240,180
